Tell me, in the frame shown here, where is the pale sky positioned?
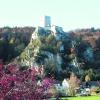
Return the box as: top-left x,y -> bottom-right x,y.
0,0 -> 100,31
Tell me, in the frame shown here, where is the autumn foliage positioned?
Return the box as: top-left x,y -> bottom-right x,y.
0,63 -> 55,99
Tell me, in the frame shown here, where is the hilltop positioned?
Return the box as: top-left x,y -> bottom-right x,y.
0,26 -> 100,80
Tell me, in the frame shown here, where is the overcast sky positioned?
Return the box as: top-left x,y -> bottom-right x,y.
0,0 -> 100,31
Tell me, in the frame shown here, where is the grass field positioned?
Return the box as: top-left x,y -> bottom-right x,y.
61,95 -> 100,100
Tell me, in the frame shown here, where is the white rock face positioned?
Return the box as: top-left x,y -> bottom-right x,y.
60,45 -> 64,51
55,26 -> 63,33
31,27 -> 38,40
51,25 -> 56,33
56,53 -> 62,65
32,33 -> 38,40
83,47 -> 94,61
51,25 -> 64,35
71,57 -> 79,67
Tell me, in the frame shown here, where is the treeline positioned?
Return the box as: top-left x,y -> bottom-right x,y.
70,28 -> 100,69
0,27 -> 100,80
0,27 -> 35,63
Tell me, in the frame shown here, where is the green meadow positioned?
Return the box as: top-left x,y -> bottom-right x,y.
61,95 -> 100,100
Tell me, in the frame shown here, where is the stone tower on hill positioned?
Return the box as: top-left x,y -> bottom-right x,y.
44,16 -> 51,30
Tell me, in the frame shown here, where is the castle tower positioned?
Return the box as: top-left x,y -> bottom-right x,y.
44,16 -> 51,30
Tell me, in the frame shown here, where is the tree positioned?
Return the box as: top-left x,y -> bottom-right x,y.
44,59 -> 57,76
68,73 -> 80,96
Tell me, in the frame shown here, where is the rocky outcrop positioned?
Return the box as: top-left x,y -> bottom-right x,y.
16,26 -> 83,76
